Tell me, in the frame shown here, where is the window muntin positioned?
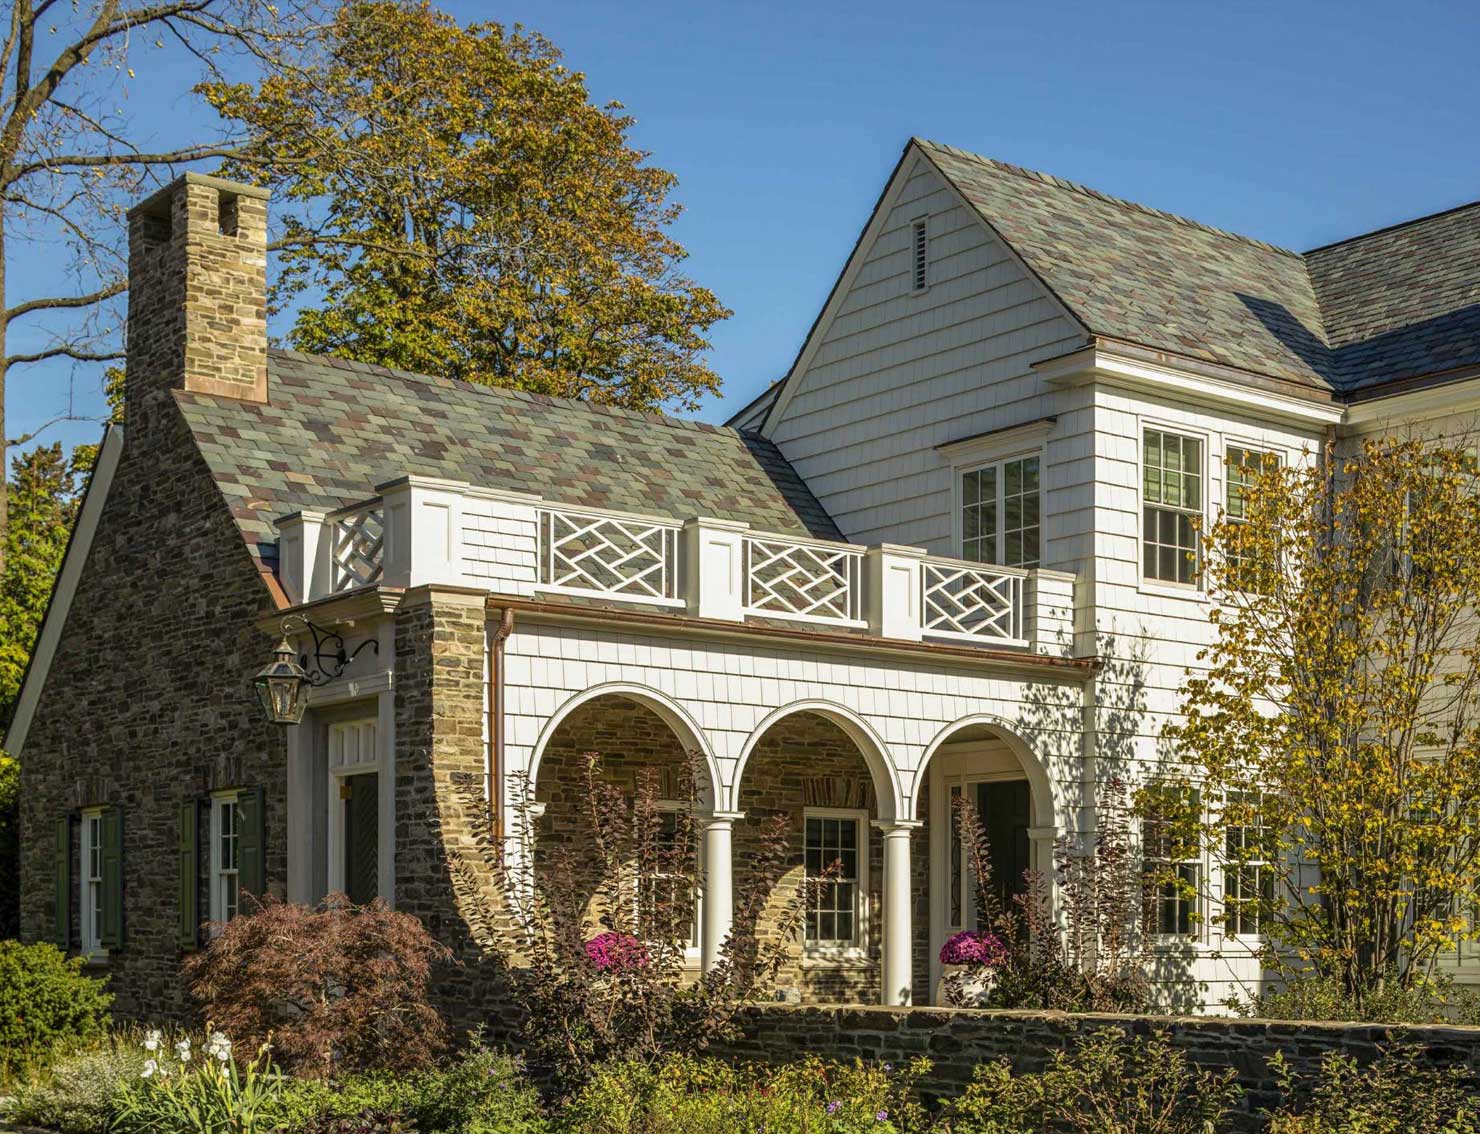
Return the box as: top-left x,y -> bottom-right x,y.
645,805 -> 699,950
911,218 -> 928,291
1142,788 -> 1201,938
962,456 -> 1041,568
1222,791 -> 1271,938
1224,446 -> 1279,588
81,811 -> 102,954
210,794 -> 241,925
1143,429 -> 1203,585
804,812 -> 863,947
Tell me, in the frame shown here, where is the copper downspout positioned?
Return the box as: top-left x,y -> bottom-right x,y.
488,608 -> 515,837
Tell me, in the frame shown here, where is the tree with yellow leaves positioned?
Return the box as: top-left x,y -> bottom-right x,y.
1169,436 -> 1480,1008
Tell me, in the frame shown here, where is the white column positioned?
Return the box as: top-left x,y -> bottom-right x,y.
273,509 -> 326,604
700,811 -> 744,971
865,544 -> 926,641
875,819 -> 922,1006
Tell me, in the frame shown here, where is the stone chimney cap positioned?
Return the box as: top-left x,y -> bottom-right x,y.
128,171 -> 271,218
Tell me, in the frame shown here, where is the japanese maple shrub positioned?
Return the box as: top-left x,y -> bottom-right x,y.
183,894 -> 451,1078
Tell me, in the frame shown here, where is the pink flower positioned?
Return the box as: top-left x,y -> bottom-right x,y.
584,931 -> 649,973
938,929 -> 1008,967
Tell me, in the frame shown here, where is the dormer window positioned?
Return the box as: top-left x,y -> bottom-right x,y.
911,217 -> 929,291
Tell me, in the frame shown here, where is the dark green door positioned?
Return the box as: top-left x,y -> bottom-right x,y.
976,779 -> 1031,917
344,773 -> 378,905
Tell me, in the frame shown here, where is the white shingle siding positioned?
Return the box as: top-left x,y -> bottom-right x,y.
461,496 -> 539,592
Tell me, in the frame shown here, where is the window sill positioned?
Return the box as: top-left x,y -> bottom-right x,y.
1136,579 -> 1209,605
80,950 -> 111,967
803,947 -> 872,968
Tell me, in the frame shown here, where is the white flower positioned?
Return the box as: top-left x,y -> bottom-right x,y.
141,1058 -> 158,1079
175,1038 -> 192,1062
205,1031 -> 232,1063
143,1028 -> 162,1053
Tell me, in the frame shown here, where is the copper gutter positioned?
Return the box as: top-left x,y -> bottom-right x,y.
488,608 -> 515,836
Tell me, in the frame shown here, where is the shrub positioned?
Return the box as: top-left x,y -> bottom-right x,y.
6,1031 -> 146,1134
941,1028 -> 1241,1134
0,939 -> 112,1078
560,1053 -> 928,1134
1236,971 -> 1480,1025
110,1028 -> 285,1134
1265,1045 -> 1480,1134
183,893 -> 452,1078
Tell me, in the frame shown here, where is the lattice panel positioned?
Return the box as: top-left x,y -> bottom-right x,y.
921,562 -> 1024,644
540,509 -> 678,601
744,537 -> 863,624
332,507 -> 385,591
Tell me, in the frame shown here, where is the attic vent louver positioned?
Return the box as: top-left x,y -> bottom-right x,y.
911,217 -> 928,291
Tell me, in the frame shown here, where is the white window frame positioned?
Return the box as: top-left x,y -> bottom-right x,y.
80,808 -> 103,956
1140,788 -> 1204,945
1139,423 -> 1209,593
209,791 -> 241,927
803,806 -> 870,957
958,453 -> 1043,568
1220,790 -> 1271,944
649,801 -> 703,963
910,216 -> 929,292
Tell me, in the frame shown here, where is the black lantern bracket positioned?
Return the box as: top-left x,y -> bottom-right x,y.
281,614 -> 380,686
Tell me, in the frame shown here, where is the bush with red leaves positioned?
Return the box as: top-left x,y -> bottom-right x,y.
183,894 -> 452,1078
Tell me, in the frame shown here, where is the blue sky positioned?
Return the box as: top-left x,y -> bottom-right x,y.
9,0 -> 1480,453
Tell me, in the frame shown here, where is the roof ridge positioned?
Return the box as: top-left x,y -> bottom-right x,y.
266,347 -> 737,439
1302,196 -> 1480,257
915,138 -> 1304,260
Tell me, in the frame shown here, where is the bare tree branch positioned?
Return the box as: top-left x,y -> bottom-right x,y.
6,345 -> 126,367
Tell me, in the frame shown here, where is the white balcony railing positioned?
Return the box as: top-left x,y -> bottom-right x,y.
920,559 -> 1026,647
538,506 -> 682,607
275,478 -> 1076,658
742,534 -> 865,628
330,502 -> 384,591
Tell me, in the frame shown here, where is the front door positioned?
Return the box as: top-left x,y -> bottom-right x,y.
975,779 -> 1031,920
344,772 -> 379,905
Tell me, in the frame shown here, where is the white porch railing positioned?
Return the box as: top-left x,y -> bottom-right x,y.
275,478 -> 1077,658
920,559 -> 1026,647
537,506 -> 682,607
330,502 -> 384,591
742,534 -> 865,628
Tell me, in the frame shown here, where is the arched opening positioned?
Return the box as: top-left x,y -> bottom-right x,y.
912,716 -> 1057,1005
732,707 -> 893,1004
527,691 -> 714,963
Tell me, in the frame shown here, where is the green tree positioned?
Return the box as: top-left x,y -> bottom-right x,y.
204,1 -> 730,412
1168,437 -> 1480,1007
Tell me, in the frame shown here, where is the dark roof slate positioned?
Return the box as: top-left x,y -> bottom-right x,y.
179,350 -> 841,566
917,139 -> 1480,395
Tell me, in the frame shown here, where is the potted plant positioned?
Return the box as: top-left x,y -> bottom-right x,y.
937,930 -> 1007,1006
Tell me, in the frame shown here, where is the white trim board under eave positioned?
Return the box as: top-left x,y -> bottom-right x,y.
4,423 -> 123,756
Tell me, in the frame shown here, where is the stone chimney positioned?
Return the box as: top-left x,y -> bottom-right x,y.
125,173 -> 270,432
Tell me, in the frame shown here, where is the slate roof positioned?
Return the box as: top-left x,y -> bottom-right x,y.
915,140 -> 1480,396
178,350 -> 842,567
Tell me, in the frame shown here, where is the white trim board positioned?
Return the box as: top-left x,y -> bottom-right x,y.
5,424 -> 124,756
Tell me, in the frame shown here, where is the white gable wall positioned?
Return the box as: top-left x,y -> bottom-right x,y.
764,156 -> 1087,564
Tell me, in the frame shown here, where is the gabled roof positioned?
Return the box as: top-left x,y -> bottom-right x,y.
179,350 -> 841,569
739,138 -> 1480,428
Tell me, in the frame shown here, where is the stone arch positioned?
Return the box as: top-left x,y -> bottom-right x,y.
731,699 -> 900,820
529,681 -> 721,808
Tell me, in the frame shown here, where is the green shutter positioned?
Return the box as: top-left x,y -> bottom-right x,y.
100,808 -> 123,950
53,816 -> 70,949
238,787 -> 265,906
178,800 -> 199,949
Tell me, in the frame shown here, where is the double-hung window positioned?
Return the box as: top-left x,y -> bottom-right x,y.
1142,787 -> 1201,938
804,810 -> 866,948
1222,791 -> 1272,939
1143,429 -> 1203,585
81,809 -> 103,954
644,805 -> 699,951
962,455 -> 1041,568
210,793 -> 241,925
1224,446 -> 1278,589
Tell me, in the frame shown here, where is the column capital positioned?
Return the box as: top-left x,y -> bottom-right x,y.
697,809 -> 746,828
872,818 -> 923,836
1027,825 -> 1061,842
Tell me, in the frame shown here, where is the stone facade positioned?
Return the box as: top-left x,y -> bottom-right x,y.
720,1004 -> 1480,1132
18,179 -> 284,1018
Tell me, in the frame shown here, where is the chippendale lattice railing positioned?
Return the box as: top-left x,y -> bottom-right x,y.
742,535 -> 865,627
330,503 -> 385,591
538,506 -> 682,606
921,560 -> 1026,646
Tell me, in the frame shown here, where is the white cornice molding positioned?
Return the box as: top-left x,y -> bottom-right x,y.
5,424 -> 125,756
934,417 -> 1056,466
1341,375 -> 1480,430
1034,345 -> 1344,428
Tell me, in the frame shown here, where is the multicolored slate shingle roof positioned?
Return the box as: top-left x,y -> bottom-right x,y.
916,140 -> 1480,395
178,350 -> 841,565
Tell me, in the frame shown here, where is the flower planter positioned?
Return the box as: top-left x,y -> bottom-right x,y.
938,964 -> 995,1007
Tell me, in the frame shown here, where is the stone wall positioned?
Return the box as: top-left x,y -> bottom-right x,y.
720,1003 -> 1480,1131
